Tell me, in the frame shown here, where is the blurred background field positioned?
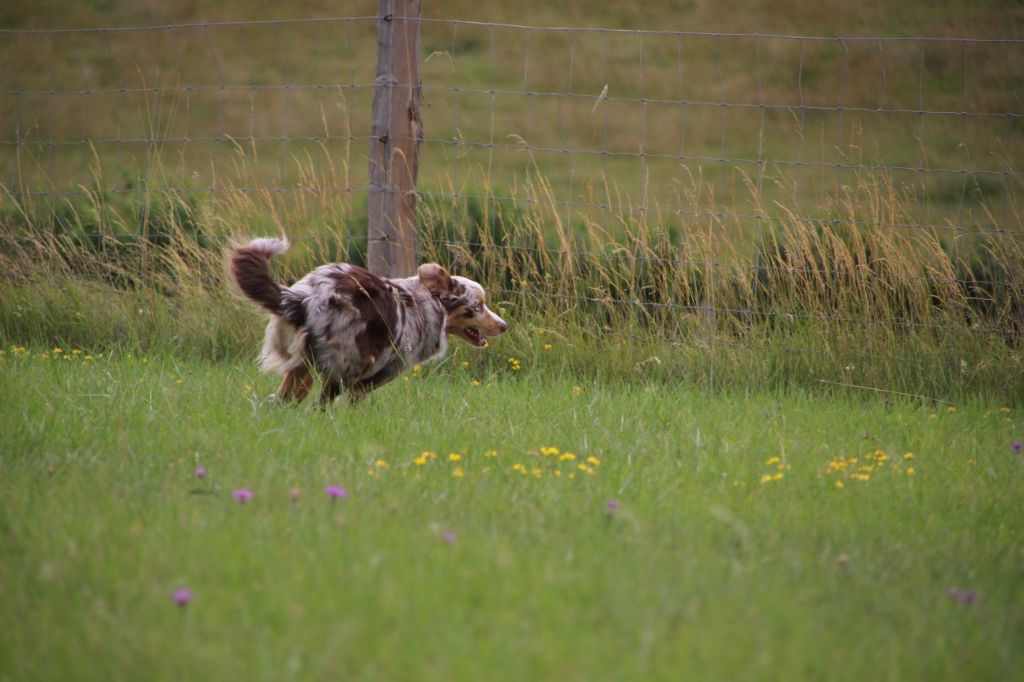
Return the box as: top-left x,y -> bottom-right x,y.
3,0 -> 1023,230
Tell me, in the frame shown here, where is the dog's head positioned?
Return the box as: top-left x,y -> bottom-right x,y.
418,263 -> 507,347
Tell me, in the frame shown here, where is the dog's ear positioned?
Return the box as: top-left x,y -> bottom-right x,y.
418,263 -> 453,296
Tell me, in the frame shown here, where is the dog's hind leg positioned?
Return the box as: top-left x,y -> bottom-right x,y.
275,365 -> 314,404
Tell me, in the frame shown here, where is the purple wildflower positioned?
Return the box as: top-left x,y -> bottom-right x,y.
232,488 -> 254,503
947,587 -> 980,604
194,466 -> 206,479
325,485 -> 348,500
606,499 -> 621,512
1013,441 -> 1022,454
172,587 -> 192,606
958,590 -> 980,604
290,487 -> 301,502
441,531 -> 457,544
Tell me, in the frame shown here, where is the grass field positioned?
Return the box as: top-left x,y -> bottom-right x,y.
1,350 -> 1022,680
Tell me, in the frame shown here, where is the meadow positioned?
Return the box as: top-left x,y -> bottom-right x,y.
2,1 -> 1023,679
1,350 -> 1022,681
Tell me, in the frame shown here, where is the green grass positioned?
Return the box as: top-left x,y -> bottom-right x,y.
2,351 -> 1022,680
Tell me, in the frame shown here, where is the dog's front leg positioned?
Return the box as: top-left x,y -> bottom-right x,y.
347,362 -> 403,403
318,377 -> 342,408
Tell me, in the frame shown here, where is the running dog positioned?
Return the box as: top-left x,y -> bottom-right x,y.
228,237 -> 507,405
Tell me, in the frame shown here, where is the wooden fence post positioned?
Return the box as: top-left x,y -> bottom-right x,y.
367,0 -> 423,278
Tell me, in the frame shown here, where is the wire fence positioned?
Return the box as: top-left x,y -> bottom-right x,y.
1,13 -> 1022,369
3,16 -> 1022,215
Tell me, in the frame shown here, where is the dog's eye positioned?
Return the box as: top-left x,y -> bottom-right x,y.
473,303 -> 483,313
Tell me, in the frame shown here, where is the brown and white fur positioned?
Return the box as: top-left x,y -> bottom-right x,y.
228,237 -> 507,406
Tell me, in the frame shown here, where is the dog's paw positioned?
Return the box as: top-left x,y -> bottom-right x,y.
262,394 -> 280,406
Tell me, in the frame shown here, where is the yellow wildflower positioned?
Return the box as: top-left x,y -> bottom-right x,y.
765,456 -> 781,466
448,453 -> 462,462
906,468 -> 916,476
484,450 -> 498,458
452,466 -> 464,478
52,348 -> 63,354
470,380 -> 481,387
374,459 -> 389,469
543,343 -> 553,350
771,472 -> 783,481
586,456 -> 601,466
825,458 -> 849,473
558,452 -> 576,462
835,480 -> 845,489
531,467 -> 542,478
572,386 -> 583,397
903,452 -> 914,460
759,474 -> 773,484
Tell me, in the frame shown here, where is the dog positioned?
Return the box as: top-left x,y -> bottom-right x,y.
227,237 -> 507,406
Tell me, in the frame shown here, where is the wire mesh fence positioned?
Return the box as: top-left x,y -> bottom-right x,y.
1,12 -> 1022,389
3,16 -> 1022,219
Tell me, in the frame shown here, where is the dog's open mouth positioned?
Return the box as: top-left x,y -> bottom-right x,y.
456,327 -> 488,347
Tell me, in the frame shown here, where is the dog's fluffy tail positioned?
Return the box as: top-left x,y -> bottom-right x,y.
228,237 -> 290,315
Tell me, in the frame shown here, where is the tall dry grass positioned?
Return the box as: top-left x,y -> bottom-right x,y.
1,140 -> 1021,400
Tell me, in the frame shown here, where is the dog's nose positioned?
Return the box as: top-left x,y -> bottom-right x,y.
498,321 -> 507,333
